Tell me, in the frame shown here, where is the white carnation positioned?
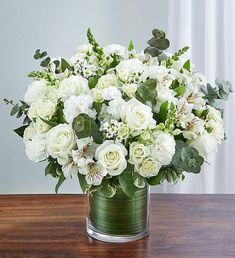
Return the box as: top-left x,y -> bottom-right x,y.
58,75 -> 89,101
151,132 -> 176,165
95,140 -> 127,176
25,135 -> 47,162
96,74 -> 119,89
63,94 -> 96,123
102,86 -> 122,100
24,80 -> 47,104
107,98 -> 126,120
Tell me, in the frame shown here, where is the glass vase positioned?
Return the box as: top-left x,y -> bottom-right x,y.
86,185 -> 150,243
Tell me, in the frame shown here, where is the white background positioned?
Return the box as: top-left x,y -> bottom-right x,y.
1,0 -> 234,194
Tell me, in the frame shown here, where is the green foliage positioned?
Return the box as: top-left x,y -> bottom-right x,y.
165,46 -> 189,67
28,71 -> 57,85
154,100 -> 168,123
72,113 -> 103,144
135,79 -> 157,104
147,170 -> 165,185
34,49 -> 47,60
45,158 -> 62,177
87,28 -> 104,57
78,173 -> 89,193
128,40 -> 134,51
4,99 -> 29,119
118,164 -> 138,197
144,28 -> 170,59
99,179 -> 116,198
183,59 -> 191,72
55,173 -> 66,194
132,172 -> 146,188
14,125 -> 28,137
171,80 -> 186,96
93,102 -> 103,115
60,58 -> 73,72
88,76 -> 99,89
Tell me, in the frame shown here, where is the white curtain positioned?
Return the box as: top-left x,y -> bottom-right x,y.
164,0 -> 235,193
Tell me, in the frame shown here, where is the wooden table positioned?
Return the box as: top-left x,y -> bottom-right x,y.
0,194 -> 235,258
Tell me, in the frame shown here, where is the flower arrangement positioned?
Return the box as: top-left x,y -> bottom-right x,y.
5,28 -> 232,197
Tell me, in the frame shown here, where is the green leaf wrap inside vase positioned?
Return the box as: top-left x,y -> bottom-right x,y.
87,186 -> 149,237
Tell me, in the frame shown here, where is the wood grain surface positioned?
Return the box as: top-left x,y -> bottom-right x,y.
0,194 -> 235,258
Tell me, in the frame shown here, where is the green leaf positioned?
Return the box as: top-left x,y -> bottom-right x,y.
183,59 -> 191,72
61,58 -> 73,72
40,57 -> 51,68
156,100 -> 168,122
147,170 -> 165,185
55,173 -> 66,194
10,105 -> 19,116
100,180 -> 116,198
88,76 -> 98,89
118,164 -> 138,197
78,173 -> 89,193
156,38 -> 170,50
132,172 -> 146,188
174,84 -> 186,96
39,117 -> 58,127
93,102 -> 103,114
144,46 -> 161,57
135,79 -> 157,103
128,40 -> 134,51
152,29 -> 166,38
14,125 -> 28,138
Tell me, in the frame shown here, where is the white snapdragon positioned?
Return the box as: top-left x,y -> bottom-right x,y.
24,80 -> 47,104
25,135 -> 47,162
95,140 -> 127,176
63,95 -> 96,123
121,98 -> 155,131
151,132 -> 176,165
46,124 -> 76,159
58,75 -> 89,101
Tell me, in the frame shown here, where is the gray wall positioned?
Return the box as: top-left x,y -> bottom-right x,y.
0,0 -> 168,194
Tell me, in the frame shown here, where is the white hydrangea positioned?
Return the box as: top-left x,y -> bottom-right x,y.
63,94 -> 96,123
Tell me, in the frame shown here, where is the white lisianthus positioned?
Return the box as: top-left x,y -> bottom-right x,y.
206,120 -> 224,143
102,86 -> 122,100
104,44 -> 126,56
107,98 -> 126,120
121,98 -> 155,131
207,106 -> 223,124
24,80 -> 47,104
116,59 -> 143,82
122,83 -> 137,98
129,142 -> 150,165
189,132 -> 218,157
63,94 -> 96,123
151,132 -> 176,165
34,117 -> 51,134
23,123 -> 36,141
58,75 -> 89,101
46,124 -> 76,159
95,140 -> 127,176
137,158 -> 162,177
96,74 -> 119,89
25,135 -> 47,162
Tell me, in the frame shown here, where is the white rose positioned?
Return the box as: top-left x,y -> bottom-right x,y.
46,124 -> 76,158
34,117 -> 51,134
116,59 -> 143,82
107,98 -> 126,120
23,123 -> 36,141
58,75 -> 89,101
102,86 -> 122,100
28,99 -> 57,120
95,140 -> 127,176
63,94 -> 96,123
151,132 -> 176,165
121,98 -> 156,131
91,88 -> 104,102
137,158 -> 162,177
117,123 -> 130,141
189,132 -> 218,157
96,74 -> 119,89
206,120 -> 224,143
122,83 -> 137,98
25,135 -> 47,162
24,80 -> 47,104
104,44 -> 126,56
129,142 -> 150,165
207,107 -> 223,124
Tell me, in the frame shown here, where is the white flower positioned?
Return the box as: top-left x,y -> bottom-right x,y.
79,159 -> 107,185
74,44 -> 92,54
182,117 -> 205,140
25,135 -> 47,162
117,123 -> 130,141
151,132 -> 176,165
207,107 -> 223,124
58,75 -> 89,101
28,99 -> 57,120
102,86 -> 122,100
96,74 -> 119,89
122,83 -> 137,98
189,132 -> 218,157
121,98 -> 155,131
184,84 -> 206,110
58,157 -> 78,178
34,117 -> 51,134
154,87 -> 177,113
129,142 -> 150,165
206,120 -> 224,143
107,98 -> 126,120
137,158 -> 162,177
104,44 -> 126,56
190,72 -> 207,86
91,88 -> 104,102
46,124 -> 76,159
116,59 -> 143,82
24,80 -> 47,104
63,94 -> 96,123
95,140 -> 127,176
23,123 -> 36,141
176,98 -> 194,128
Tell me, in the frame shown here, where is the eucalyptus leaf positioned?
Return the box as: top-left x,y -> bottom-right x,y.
14,125 -> 28,138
